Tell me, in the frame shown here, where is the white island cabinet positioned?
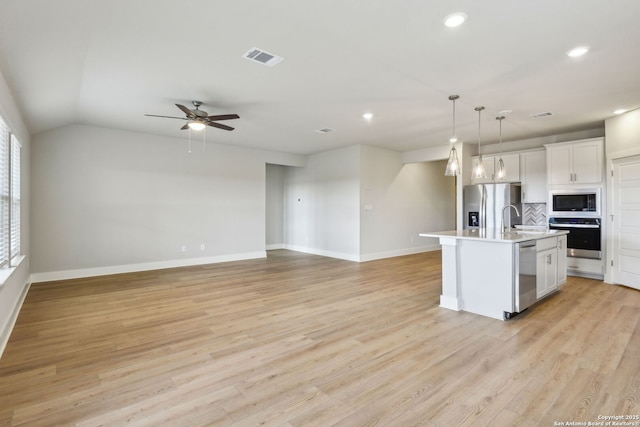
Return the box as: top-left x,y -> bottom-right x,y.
419,229 -> 568,320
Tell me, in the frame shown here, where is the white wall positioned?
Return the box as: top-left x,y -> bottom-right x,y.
360,146 -> 454,260
0,69 -> 31,357
283,146 -> 361,260
30,124 -> 304,281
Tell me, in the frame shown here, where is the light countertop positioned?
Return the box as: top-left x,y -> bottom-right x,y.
419,228 -> 569,243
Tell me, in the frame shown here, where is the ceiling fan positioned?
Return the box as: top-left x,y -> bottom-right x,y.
145,101 -> 239,131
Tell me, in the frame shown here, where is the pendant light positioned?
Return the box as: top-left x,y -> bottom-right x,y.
472,106 -> 487,179
495,115 -> 507,180
444,95 -> 460,176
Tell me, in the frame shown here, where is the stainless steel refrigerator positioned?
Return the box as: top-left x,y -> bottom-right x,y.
463,183 -> 522,230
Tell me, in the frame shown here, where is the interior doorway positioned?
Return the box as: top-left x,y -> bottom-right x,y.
265,164 -> 287,251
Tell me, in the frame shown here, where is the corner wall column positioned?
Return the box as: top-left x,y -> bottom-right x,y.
439,236 -> 461,310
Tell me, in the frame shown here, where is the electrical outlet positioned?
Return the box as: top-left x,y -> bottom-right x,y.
200,244 -> 206,251
181,245 -> 187,253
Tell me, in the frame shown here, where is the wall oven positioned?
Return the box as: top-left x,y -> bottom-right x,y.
548,217 -> 601,259
549,189 -> 600,217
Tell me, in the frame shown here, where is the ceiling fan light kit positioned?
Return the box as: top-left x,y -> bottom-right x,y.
187,121 -> 206,131
145,100 -> 239,152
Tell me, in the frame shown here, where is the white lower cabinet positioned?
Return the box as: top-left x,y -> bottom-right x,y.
535,236 -> 566,299
557,235 -> 567,285
536,248 -> 558,298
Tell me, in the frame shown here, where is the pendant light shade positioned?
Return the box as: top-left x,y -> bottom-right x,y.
472,106 -> 487,179
495,115 -> 507,180
444,146 -> 460,176
444,95 -> 460,176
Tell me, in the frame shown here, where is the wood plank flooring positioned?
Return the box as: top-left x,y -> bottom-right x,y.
0,249 -> 639,426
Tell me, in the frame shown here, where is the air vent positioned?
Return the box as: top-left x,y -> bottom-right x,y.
242,47 -> 284,67
530,112 -> 553,119
315,128 -> 335,134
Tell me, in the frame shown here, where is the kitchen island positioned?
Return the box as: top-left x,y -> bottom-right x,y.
419,228 -> 569,320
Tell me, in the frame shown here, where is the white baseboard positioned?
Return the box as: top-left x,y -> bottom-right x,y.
265,244 -> 285,250
359,245 -> 441,262
30,251 -> 267,283
0,280 -> 31,359
282,244 -> 361,262
280,244 -> 440,263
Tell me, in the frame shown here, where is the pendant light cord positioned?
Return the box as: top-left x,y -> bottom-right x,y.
452,99 -> 456,141
448,95 -> 459,143
475,106 -> 484,154
497,115 -> 505,157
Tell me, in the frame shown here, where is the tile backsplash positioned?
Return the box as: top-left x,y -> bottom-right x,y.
523,203 -> 547,225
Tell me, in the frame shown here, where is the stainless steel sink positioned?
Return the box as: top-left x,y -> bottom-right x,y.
512,225 -> 554,234
512,229 -> 557,235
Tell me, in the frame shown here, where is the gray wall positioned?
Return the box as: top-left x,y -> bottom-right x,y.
605,108 -> 640,157
30,124 -> 303,280
283,145 -> 361,260
281,145 -> 453,261
0,69 -> 31,355
360,146 -> 454,259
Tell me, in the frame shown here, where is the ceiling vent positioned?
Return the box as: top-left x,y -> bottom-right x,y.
315,128 -> 335,134
242,47 -> 284,67
530,112 -> 553,119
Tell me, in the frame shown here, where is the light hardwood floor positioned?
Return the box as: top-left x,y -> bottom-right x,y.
0,250 -> 638,426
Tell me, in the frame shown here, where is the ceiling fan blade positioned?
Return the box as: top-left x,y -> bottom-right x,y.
207,122 -> 235,131
145,114 -> 188,120
175,104 -> 195,117
206,114 -> 240,121
180,124 -> 190,130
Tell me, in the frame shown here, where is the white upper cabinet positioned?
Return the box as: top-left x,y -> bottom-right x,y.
471,153 -> 520,183
520,150 -> 547,203
545,138 -> 603,186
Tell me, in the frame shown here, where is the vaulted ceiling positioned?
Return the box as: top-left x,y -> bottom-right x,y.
1,1 -> 639,155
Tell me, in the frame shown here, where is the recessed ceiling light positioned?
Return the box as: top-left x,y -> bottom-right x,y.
498,109 -> 513,116
443,13 -> 467,28
567,46 -> 589,58
613,108 -> 628,115
362,113 -> 373,121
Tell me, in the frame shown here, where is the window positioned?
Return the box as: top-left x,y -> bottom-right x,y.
0,115 -> 20,268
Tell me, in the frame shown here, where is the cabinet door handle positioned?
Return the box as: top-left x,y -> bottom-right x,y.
547,254 -> 552,264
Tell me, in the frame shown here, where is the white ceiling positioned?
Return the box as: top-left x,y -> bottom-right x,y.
0,0 -> 639,155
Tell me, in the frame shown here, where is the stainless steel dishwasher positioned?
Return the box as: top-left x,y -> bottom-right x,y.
506,241 -> 537,319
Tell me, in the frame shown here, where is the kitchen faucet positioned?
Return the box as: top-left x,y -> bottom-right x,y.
502,204 -> 520,233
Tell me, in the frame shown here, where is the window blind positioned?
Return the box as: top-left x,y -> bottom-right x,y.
0,117 -> 8,267
10,134 -> 20,263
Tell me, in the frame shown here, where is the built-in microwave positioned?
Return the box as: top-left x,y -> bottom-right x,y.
549,189 -> 600,217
